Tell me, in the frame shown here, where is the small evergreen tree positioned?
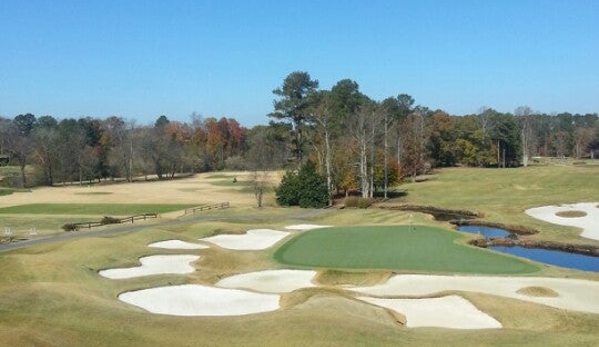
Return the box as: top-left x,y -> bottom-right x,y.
275,170 -> 299,206
275,160 -> 328,208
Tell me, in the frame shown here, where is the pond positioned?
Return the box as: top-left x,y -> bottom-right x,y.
458,225 -> 510,238
489,246 -> 599,273
458,225 -> 599,273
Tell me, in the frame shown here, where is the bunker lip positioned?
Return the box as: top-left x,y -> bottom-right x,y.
118,284 -> 280,316
216,269 -> 318,293
358,295 -> 502,329
350,274 -> 599,314
148,239 -> 209,249
98,254 -> 199,279
526,202 -> 599,241
200,229 -> 289,250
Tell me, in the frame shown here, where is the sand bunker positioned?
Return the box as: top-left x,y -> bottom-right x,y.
359,295 -> 502,329
201,229 -> 289,250
285,224 -> 331,231
118,284 -> 280,316
148,240 -> 209,250
351,274 -> 599,314
99,255 -> 199,279
525,202 -> 599,240
216,269 -> 317,293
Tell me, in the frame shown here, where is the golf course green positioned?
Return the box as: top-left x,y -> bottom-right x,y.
275,225 -> 540,274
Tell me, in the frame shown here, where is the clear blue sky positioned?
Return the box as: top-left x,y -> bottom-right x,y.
1,0 -> 598,127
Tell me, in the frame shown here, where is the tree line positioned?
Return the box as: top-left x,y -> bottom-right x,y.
1,70 -> 598,196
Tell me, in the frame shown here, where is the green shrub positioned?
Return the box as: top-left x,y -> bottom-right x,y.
275,161 -> 328,208
62,223 -> 79,232
100,216 -> 121,225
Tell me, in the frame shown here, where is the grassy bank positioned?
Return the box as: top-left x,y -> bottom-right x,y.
394,164 -> 599,244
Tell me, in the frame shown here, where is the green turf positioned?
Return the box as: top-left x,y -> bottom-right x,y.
0,203 -> 195,215
0,188 -> 14,196
275,225 -> 539,274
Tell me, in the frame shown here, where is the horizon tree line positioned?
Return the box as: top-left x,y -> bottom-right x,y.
1,70 -> 598,193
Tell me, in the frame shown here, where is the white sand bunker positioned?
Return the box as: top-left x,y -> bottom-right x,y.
148,239 -> 209,250
351,275 -> 599,314
285,224 -> 331,231
119,284 -> 280,316
216,269 -> 317,293
201,229 -> 289,250
526,202 -> 599,240
359,295 -> 502,329
99,255 -> 199,279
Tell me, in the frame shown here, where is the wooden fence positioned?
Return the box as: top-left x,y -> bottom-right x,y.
69,213 -> 158,230
184,202 -> 230,215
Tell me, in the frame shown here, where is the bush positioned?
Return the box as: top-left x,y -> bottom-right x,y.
275,161 -> 328,208
62,223 -> 79,232
344,197 -> 373,209
100,216 -> 121,225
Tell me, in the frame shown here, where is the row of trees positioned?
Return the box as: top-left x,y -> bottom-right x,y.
2,71 -> 598,200
0,113 -> 248,187
268,71 -> 599,203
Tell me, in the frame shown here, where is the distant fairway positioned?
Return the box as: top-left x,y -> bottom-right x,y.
275,226 -> 539,274
0,203 -> 195,215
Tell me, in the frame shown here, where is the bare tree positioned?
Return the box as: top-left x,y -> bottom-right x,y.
515,106 -> 534,167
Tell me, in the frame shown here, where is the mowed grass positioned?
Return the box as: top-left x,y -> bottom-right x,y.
275,225 -> 539,274
395,163 -> 599,243
0,203 -> 195,215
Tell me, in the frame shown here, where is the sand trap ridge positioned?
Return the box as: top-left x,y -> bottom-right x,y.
351,274 -> 599,314
201,229 -> 289,250
216,269 -> 317,293
148,239 -> 209,250
525,202 -> 599,240
285,224 -> 331,231
359,295 -> 502,329
99,255 -> 199,279
119,284 -> 280,316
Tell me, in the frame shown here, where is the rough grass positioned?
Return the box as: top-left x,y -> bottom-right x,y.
275,225 -> 539,274
0,203 -> 195,215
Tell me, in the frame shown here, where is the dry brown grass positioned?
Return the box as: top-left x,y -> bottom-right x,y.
0,171 -> 282,209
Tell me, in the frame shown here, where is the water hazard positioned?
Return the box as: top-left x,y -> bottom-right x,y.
490,246 -> 599,273
458,226 -> 599,273
458,225 -> 510,238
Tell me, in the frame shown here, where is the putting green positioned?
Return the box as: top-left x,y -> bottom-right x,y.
275,225 -> 539,274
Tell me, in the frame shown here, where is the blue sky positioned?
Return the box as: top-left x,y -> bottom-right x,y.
1,0 -> 598,127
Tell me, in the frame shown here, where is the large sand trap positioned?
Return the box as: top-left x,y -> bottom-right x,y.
99,255 -> 199,279
148,240 -> 209,250
351,275 -> 599,314
359,295 -> 502,329
118,284 -> 280,316
200,229 -> 289,250
216,269 -> 317,293
285,224 -> 331,231
525,202 -> 599,240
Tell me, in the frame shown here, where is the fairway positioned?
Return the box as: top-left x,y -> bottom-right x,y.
0,203 -> 195,215
275,226 -> 539,274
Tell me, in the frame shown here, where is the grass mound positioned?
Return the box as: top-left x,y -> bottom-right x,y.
275,226 -> 539,274
555,211 -> 587,218
516,286 -> 559,298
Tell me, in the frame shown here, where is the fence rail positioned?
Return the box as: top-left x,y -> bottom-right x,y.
68,213 -> 158,231
184,202 -> 230,215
